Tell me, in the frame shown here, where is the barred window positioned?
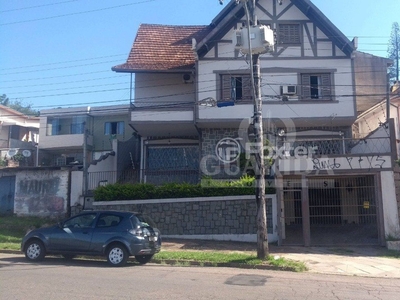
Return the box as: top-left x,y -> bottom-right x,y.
278,24 -> 301,45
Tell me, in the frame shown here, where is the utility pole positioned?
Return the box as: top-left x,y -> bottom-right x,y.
231,0 -> 275,258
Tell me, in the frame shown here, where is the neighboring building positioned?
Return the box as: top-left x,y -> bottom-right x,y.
111,0 -> 399,246
353,81 -> 400,157
38,104 -> 139,200
38,105 -> 136,167
0,104 -> 39,168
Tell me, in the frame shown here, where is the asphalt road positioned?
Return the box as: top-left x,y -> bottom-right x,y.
1,253 -> 400,300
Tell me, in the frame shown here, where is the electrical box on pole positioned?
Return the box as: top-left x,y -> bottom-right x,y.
233,25 -> 275,55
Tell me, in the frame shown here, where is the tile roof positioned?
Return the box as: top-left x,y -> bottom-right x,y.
112,24 -> 212,72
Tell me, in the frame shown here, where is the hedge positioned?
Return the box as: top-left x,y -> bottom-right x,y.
94,176 -> 275,202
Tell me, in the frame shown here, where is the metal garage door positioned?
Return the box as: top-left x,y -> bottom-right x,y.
281,176 -> 380,246
0,176 -> 16,215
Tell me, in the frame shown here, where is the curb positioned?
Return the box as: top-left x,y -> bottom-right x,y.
0,250 -> 296,271
0,249 -> 21,255
149,259 -> 284,271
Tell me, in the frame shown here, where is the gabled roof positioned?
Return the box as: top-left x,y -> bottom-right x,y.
112,24 -> 211,73
113,0 -> 354,73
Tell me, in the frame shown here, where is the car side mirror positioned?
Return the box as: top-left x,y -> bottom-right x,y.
58,222 -> 64,228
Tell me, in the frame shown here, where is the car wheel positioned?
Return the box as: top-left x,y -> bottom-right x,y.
25,240 -> 46,262
107,244 -> 128,267
62,254 -> 76,260
135,254 -> 153,265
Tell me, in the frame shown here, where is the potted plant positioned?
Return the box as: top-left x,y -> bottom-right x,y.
8,152 -> 25,167
0,156 -> 7,167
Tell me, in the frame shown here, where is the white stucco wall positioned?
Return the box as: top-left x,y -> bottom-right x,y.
70,170 -> 83,207
381,171 -> 400,239
134,73 -> 195,107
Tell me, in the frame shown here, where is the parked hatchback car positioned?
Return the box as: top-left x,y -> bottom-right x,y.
21,210 -> 161,267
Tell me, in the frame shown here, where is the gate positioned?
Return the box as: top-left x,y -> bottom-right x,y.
281,178 -> 303,245
281,175 -> 380,246
308,176 -> 379,245
0,176 -> 16,215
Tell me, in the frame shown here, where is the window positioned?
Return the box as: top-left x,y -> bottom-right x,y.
301,73 -> 332,100
50,118 -> 60,135
278,24 -> 301,45
63,213 -> 97,229
104,121 -> 124,135
221,74 -> 252,101
96,214 -> 122,228
71,116 -> 85,134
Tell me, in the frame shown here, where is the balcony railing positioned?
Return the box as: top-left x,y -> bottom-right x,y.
281,136 -> 391,157
88,169 -> 199,191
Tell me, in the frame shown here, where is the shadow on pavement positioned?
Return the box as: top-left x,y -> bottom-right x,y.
0,255 -> 143,269
162,238 -> 393,258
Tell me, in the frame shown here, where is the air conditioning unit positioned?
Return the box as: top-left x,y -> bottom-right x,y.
281,85 -> 297,95
182,73 -> 193,83
56,157 -> 66,166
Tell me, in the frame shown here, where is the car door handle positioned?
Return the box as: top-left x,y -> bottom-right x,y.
82,231 -> 90,234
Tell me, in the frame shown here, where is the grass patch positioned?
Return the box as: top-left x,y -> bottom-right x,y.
0,216 -> 308,272
155,251 -> 307,272
0,216 -> 56,250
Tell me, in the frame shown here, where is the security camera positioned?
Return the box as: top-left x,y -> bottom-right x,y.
219,0 -> 223,5
277,0 -> 283,5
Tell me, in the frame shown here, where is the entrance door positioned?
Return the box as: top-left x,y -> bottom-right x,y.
0,176 -> 15,215
281,178 -> 304,245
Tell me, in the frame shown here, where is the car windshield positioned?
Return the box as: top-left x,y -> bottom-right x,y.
132,214 -> 157,228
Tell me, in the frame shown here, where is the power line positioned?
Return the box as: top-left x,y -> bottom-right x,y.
0,0 -> 156,26
0,54 -> 127,71
0,60 -> 122,76
0,0 -> 79,13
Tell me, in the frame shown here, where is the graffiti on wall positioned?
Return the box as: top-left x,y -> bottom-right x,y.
278,155 -> 392,173
14,172 -> 67,215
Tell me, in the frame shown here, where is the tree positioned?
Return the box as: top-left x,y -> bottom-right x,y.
0,94 -> 39,116
388,22 -> 400,83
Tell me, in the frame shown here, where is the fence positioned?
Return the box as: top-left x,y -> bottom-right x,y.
88,169 -> 199,190
285,136 -> 391,156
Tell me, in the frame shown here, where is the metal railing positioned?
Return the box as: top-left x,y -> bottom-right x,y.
284,136 -> 391,156
88,169 -> 199,190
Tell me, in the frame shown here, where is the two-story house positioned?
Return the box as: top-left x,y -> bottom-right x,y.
112,0 -> 399,246
38,105 -> 139,194
0,104 -> 39,168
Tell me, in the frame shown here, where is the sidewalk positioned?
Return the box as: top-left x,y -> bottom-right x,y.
162,238 -> 400,278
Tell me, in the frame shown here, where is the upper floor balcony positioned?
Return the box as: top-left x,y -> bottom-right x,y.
130,102 -> 197,137
39,115 -> 93,150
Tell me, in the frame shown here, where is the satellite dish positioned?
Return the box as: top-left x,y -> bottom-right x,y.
22,150 -> 31,157
7,149 -> 17,157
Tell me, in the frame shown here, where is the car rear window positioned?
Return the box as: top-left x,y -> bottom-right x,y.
131,214 -> 157,228
96,214 -> 122,228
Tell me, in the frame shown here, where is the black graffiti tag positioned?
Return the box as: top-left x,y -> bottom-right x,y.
312,158 -> 341,170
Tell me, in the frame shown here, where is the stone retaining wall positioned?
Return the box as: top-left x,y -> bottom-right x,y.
79,195 -> 278,242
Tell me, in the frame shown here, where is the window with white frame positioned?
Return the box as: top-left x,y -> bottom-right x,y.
221,74 -> 252,101
301,73 -> 332,100
278,24 -> 301,45
104,121 -> 124,135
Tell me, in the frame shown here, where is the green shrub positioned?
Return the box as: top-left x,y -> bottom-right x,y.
94,176 -> 275,201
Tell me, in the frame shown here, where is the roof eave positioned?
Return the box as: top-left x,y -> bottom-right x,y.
294,0 -> 355,56
111,67 -> 195,74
